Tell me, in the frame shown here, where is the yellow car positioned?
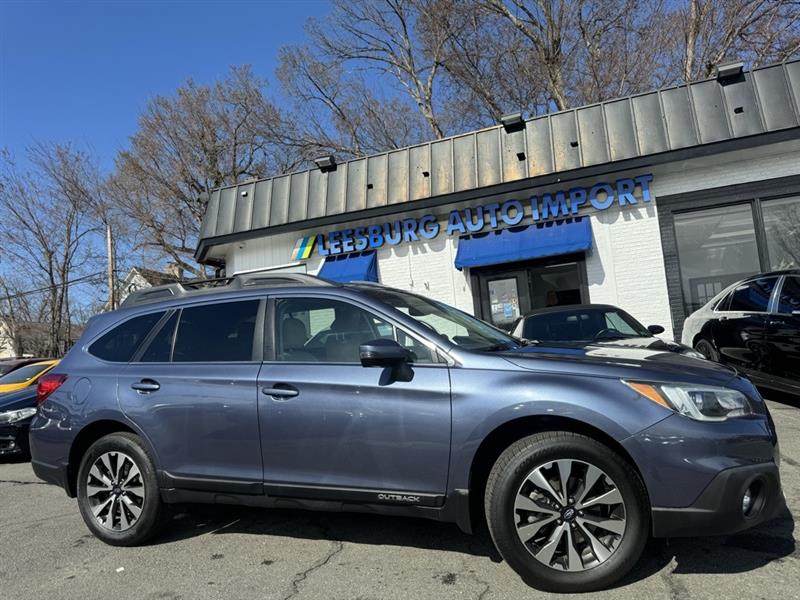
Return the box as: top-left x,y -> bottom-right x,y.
0,359 -> 59,394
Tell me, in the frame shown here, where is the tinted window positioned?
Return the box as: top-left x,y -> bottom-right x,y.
89,312 -> 165,362
777,277 -> 800,315
763,197 -> 800,270
139,312 -> 179,362
172,300 -> 259,362
275,297 -> 434,363
727,278 -> 777,312
0,362 -> 51,385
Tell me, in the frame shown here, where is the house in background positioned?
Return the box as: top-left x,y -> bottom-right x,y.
0,320 -> 82,359
115,265 -> 183,307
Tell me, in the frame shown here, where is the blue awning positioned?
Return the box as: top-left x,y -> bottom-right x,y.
318,251 -> 379,282
454,218 -> 592,270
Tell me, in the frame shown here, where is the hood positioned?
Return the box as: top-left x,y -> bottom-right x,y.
500,343 -> 738,387
571,336 -> 693,354
0,387 -> 37,412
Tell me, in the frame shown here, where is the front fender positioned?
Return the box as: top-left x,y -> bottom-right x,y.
447,369 -> 672,490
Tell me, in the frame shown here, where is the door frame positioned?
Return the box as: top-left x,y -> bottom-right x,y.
469,253 -> 590,324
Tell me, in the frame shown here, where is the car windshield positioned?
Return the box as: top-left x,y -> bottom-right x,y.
520,307 -> 651,343
0,362 -> 51,385
359,287 -> 520,351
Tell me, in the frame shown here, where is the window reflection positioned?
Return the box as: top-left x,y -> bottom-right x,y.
674,204 -> 760,314
762,196 -> 800,270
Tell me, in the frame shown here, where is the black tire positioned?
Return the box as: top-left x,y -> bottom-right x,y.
484,431 -> 649,593
76,432 -> 165,546
695,338 -> 719,362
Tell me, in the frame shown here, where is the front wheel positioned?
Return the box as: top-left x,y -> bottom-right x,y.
484,431 -> 649,593
76,432 -> 165,546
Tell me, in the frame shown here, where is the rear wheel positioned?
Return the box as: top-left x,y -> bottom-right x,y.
695,338 -> 719,362
76,432 -> 165,546
484,431 -> 649,593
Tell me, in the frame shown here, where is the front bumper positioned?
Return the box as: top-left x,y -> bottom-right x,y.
652,462 -> 785,537
0,420 -> 31,456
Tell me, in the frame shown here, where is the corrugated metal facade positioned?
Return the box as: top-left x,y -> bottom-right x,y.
198,60 -> 800,259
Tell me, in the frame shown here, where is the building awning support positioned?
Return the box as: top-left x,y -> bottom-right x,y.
454,218 -> 592,270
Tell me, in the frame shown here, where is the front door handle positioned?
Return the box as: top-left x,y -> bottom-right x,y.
131,379 -> 160,393
262,385 -> 299,399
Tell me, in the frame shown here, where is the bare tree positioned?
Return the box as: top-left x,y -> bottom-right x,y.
309,0 -> 451,139
112,66 -> 297,275
676,0 -> 800,81
0,149 -> 98,356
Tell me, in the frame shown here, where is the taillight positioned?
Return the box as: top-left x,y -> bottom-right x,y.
36,373 -> 68,405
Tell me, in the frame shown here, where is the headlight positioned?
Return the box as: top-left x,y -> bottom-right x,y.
0,407 -> 37,424
623,381 -> 753,422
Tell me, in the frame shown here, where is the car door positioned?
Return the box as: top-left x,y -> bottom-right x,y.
764,275 -> 800,394
711,277 -> 776,379
257,294 -> 451,503
118,298 -> 264,492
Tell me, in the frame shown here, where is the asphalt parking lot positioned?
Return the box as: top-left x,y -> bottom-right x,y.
1,399 -> 798,600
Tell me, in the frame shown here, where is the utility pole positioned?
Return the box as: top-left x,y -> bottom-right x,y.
106,222 -> 116,310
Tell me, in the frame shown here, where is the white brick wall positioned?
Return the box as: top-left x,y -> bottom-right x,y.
222,139 -> 800,343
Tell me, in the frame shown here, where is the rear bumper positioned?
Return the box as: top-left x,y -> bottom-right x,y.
652,462 -> 785,537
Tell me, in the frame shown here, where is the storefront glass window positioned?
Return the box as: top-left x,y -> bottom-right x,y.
674,204 -> 760,314
762,196 -> 800,270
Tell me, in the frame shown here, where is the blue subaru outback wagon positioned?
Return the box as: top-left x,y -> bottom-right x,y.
29,273 -> 784,592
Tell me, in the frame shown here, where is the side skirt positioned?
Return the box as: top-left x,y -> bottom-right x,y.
158,476 -> 473,534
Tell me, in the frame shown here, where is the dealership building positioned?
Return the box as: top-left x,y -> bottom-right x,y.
196,59 -> 800,341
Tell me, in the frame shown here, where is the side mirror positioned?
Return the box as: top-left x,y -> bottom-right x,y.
647,325 -> 665,335
360,339 -> 412,368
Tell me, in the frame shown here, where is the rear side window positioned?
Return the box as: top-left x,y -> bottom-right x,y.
727,278 -> 777,312
139,312 -> 179,362
777,277 -> 800,315
89,312 -> 165,362
172,300 -> 260,362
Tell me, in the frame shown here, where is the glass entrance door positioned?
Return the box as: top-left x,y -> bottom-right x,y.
474,257 -> 587,329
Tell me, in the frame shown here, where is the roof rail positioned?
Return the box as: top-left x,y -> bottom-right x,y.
119,271 -> 334,308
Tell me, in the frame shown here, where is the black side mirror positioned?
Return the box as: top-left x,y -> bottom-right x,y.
360,339 -> 414,383
360,339 -> 412,367
647,324 -> 665,335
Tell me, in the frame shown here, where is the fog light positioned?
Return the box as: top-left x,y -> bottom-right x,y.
742,488 -> 753,516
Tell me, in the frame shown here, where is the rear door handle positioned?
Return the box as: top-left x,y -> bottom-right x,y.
131,379 -> 160,393
262,385 -> 299,399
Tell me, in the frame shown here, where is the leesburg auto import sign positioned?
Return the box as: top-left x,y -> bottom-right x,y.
292,173 -> 654,260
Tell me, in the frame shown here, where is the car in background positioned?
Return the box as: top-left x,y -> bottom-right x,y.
0,359 -> 59,394
0,357 -> 50,377
682,269 -> 800,396
0,387 -> 37,458
509,304 -> 702,357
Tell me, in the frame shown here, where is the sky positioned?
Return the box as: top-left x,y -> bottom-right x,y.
0,0 -> 329,171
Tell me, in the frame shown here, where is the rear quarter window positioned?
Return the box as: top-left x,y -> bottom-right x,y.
88,312 -> 165,362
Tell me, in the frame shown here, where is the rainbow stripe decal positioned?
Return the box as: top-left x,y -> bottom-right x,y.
291,236 -> 316,261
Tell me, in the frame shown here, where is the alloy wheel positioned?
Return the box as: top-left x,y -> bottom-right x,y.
85,451 -> 145,531
514,459 -> 626,572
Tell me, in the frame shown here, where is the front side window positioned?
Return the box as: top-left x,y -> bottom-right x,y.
673,204 -> 760,314
726,277 -> 777,312
777,277 -> 800,315
274,297 -> 434,363
358,287 -> 519,351
89,312 -> 165,362
172,300 -> 260,362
